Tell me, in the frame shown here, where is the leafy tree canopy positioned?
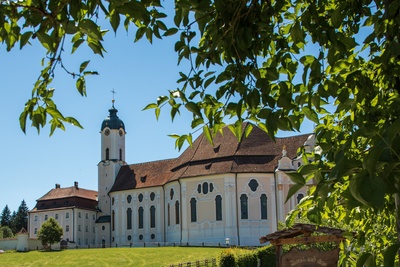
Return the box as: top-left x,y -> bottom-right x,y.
1,0 -> 400,265
0,226 -> 14,239
37,217 -> 63,250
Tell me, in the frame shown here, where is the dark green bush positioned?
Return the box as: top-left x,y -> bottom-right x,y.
257,245 -> 276,267
218,248 -> 237,267
236,249 -> 258,267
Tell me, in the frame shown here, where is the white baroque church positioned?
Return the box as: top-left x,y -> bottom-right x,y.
29,101 -> 315,248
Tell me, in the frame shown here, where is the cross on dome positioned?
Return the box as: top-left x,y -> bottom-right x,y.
111,89 -> 117,107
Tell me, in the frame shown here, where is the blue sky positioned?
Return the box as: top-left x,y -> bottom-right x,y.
0,10 -> 314,214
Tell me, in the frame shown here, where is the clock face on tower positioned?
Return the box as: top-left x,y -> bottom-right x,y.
119,130 -> 123,137
104,129 -> 110,136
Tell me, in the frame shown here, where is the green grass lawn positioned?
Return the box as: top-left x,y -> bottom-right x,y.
0,247 -> 225,267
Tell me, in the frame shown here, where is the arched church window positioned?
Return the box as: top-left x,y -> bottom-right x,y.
127,208 -> 132,230
150,206 -> 156,228
167,204 -> 170,226
210,183 -> 214,192
297,193 -> 304,204
197,184 -> 201,193
202,182 -> 209,194
150,192 -> 155,201
240,194 -> 248,219
170,188 -> 174,200
138,207 -> 144,229
215,195 -> 222,221
127,195 -> 132,203
190,198 -> 197,222
112,210 -> 115,231
106,148 -> 110,160
248,179 -> 259,192
119,149 -> 122,161
260,194 -> 268,220
112,197 -> 115,205
138,193 -> 143,202
175,201 -> 180,225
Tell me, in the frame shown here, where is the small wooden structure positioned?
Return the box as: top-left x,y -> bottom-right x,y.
260,223 -> 345,267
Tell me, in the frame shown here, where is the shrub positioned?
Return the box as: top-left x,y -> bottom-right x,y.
0,226 -> 14,239
236,249 -> 258,267
257,245 -> 276,267
218,248 -> 237,267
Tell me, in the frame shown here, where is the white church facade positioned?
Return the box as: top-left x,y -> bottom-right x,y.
96,103 -> 314,247
28,102 -> 315,248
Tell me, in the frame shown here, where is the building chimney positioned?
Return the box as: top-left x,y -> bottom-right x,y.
74,181 -> 79,189
55,184 -> 60,189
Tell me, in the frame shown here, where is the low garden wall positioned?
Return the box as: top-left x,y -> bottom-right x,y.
0,237 -> 44,251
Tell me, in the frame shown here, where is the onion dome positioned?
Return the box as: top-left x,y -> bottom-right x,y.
101,100 -> 125,131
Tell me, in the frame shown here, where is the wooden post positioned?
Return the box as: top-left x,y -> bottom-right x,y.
275,244 -> 282,267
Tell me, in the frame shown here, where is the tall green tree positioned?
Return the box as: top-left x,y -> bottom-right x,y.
37,217 -> 63,250
1,0 -> 400,265
9,211 -> 17,234
13,200 -> 29,233
0,205 -> 11,228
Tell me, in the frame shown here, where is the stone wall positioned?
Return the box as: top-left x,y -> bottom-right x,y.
0,237 -> 45,251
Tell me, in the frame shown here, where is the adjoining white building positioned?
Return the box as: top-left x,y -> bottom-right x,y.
28,182 -> 98,247
28,101 -> 315,248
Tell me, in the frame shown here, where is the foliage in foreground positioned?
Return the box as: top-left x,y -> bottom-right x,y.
1,0 -> 400,265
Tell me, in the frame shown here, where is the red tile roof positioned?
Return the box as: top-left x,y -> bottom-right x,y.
110,123 -> 311,192
36,186 -> 97,201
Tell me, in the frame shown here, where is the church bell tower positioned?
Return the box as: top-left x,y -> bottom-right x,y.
97,97 -> 126,223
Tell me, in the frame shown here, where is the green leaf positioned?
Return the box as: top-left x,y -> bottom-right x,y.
19,111 -> 28,133
155,107 -> 161,120
185,102 -> 202,118
302,106 -> 319,123
20,31 -> 33,49
163,28 -> 178,37
204,76 -> 215,89
110,11 -> 120,33
145,27 -> 153,43
286,184 -> 304,203
156,20 -> 167,31
72,39 -> 84,53
384,244 -> 400,267
143,103 -> 158,110
298,164 -> 317,176
357,253 -> 374,267
36,31 -> 55,53
87,40 -> 104,56
331,8 -> 343,28
135,27 -> 147,42
80,61 -> 90,73
290,22 -> 303,44
65,117 -> 83,129
46,107 -> 65,120
287,173 -> 306,185
76,77 -> 86,96
203,125 -> 214,145
79,19 -> 102,40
